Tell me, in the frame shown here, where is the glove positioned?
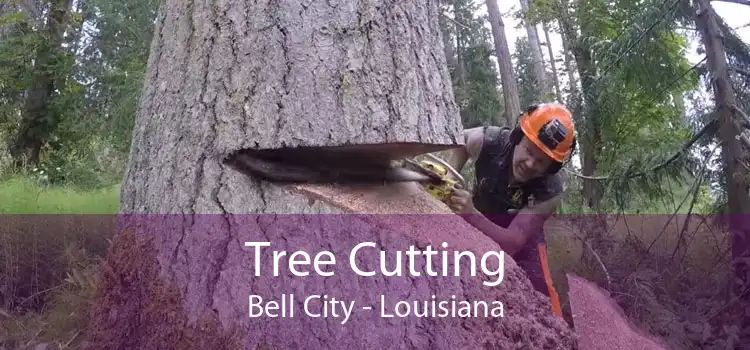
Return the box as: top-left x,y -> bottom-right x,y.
446,183 -> 475,214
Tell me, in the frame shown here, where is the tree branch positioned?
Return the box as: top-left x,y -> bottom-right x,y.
740,133 -> 750,150
566,119 -> 718,181
735,106 -> 750,149
440,12 -> 471,30
733,105 -> 750,128
731,66 -> 750,79
583,238 -> 612,289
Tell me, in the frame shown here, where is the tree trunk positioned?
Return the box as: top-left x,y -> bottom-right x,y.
556,4 -> 601,212
519,0 -> 550,102
576,51 -> 604,212
542,22 -> 563,103
117,0 -> 468,215
485,0 -> 521,125
673,91 -> 688,126
85,1 -> 576,348
453,0 -> 466,86
695,0 -> 750,342
555,0 -> 610,283
559,24 -> 578,102
438,1 -> 457,73
10,0 -> 71,167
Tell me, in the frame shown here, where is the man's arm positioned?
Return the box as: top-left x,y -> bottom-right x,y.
446,127 -> 484,173
502,177 -> 564,252
459,178 -> 563,255
504,195 -> 561,248
458,210 -> 523,254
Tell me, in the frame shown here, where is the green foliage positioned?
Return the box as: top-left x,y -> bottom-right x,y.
513,37 -> 542,108
521,0 -> 559,25
0,0 -> 159,188
455,44 -> 505,127
0,14 -> 39,131
553,0 -> 701,212
84,0 -> 160,154
444,0 -> 504,127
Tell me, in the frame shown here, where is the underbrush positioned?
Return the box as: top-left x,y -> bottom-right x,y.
546,213 -> 735,350
0,177 -> 119,349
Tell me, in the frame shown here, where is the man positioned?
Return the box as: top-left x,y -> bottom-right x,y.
444,103 -> 577,318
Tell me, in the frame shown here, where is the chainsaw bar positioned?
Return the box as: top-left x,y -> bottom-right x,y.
224,148 -> 439,185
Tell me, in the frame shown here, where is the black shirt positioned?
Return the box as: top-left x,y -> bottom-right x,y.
471,126 -> 563,246
467,126 -> 565,297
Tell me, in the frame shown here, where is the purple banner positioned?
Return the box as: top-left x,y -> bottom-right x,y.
1,213 -> 741,349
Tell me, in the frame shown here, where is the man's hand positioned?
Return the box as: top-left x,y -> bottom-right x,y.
446,185 -> 476,214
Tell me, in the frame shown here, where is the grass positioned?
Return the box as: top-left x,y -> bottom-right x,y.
0,176 -> 120,214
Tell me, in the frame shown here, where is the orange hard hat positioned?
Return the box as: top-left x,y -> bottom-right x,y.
519,103 -> 576,163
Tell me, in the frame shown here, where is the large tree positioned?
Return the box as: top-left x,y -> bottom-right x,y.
518,0 -> 551,101
8,0 -> 73,167
694,0 -> 750,344
446,0 -> 504,127
485,0 -> 521,125
513,37 -> 541,108
84,0 -> 576,348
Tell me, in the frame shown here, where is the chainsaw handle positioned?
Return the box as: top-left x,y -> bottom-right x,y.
423,153 -> 466,188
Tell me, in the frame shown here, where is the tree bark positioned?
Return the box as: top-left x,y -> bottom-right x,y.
576,49 -> 604,213
519,0 -> 551,101
542,22 -> 563,103
86,1 -> 577,348
485,0 -> 521,125
695,0 -> 750,343
118,0 -> 466,215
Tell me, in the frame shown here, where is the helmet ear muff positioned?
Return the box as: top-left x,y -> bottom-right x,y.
510,126 -> 523,145
547,135 -> 577,174
510,104 -> 540,145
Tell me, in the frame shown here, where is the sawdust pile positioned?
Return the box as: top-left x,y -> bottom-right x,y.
567,274 -> 669,350
85,228 -> 243,350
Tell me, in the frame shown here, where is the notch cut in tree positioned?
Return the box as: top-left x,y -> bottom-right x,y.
87,0 -> 579,349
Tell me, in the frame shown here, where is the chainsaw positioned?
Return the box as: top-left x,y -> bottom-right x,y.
223,147 -> 466,203
400,154 -> 466,202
